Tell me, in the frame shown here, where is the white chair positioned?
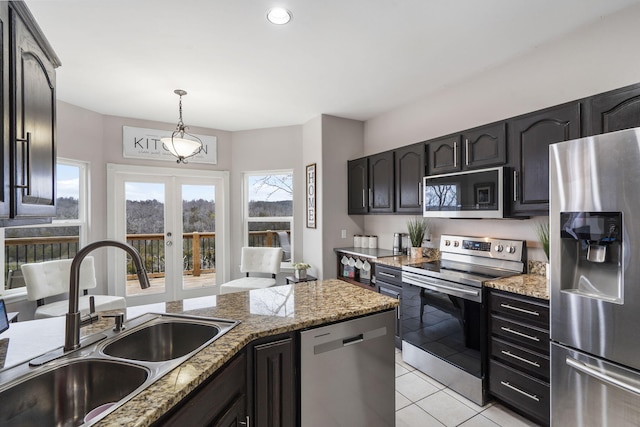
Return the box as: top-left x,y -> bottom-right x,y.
219,247 -> 283,294
21,256 -> 126,319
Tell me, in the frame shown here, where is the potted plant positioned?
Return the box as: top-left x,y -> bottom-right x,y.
293,262 -> 311,280
407,217 -> 429,258
535,221 -> 550,281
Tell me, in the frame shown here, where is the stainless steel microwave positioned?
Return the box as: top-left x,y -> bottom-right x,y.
422,166 -> 506,218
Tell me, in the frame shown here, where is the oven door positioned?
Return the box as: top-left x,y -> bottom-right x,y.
402,271 -> 485,378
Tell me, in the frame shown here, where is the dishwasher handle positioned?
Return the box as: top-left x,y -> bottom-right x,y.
343,334 -> 364,347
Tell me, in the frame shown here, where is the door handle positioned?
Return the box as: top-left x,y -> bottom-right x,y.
566,356 -> 640,396
453,141 -> 458,168
15,132 -> 31,191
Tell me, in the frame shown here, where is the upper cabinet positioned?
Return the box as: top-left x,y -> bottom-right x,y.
428,123 -> 506,175
0,1 -> 60,226
394,143 -> 425,214
586,83 -> 640,136
368,151 -> 394,214
347,151 -> 394,214
508,102 -> 581,216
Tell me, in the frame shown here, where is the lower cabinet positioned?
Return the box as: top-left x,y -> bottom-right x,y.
154,351 -> 248,426
487,289 -> 550,426
249,334 -> 297,427
154,332 -> 297,427
375,264 -> 403,348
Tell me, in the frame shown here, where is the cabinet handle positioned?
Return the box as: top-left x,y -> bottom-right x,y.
453,141 -> 458,168
368,188 -> 372,208
465,139 -> 470,166
378,271 -> 397,279
418,181 -> 422,205
501,350 -> 541,367
500,303 -> 540,316
362,189 -> 366,208
500,326 -> 540,342
513,170 -> 519,202
15,132 -> 31,191
239,415 -> 250,427
500,381 -> 540,402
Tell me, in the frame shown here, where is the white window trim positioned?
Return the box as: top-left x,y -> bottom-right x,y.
1,158 -> 89,302
243,170 -> 294,268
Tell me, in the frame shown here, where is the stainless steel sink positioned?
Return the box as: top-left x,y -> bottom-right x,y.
102,319 -> 221,362
0,359 -> 149,427
0,313 -> 239,426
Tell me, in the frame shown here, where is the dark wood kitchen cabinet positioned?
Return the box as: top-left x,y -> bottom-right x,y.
395,143 -> 426,214
375,263 -> 403,348
155,351 -> 248,426
508,102 -> 581,216
0,1 -> 61,226
488,289 -> 550,426
428,123 -> 506,175
348,151 -> 394,214
586,83 -> 640,136
249,333 -> 297,427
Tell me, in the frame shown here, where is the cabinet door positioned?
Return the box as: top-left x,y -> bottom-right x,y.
587,84 -> 640,136
347,157 -> 368,214
462,123 -> 506,170
395,143 -> 425,213
368,151 -> 394,213
428,135 -> 461,174
253,337 -> 296,427
0,4 -> 8,219
11,7 -> 57,219
508,103 -> 581,216
377,281 -> 402,347
214,395 -> 248,427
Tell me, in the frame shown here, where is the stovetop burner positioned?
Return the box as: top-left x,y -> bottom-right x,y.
401,234 -> 526,287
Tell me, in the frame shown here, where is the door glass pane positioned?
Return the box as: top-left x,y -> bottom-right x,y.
125,182 -> 165,296
181,184 -> 216,290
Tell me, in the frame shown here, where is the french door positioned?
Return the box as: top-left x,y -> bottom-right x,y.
107,164 -> 229,305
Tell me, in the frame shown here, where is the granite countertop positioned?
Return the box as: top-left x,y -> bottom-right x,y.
373,249 -> 439,268
1,280 -> 398,427
484,274 -> 549,300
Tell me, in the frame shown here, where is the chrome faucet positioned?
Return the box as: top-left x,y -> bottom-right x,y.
64,240 -> 150,351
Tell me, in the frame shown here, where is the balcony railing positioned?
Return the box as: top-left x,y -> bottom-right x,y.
4,230 -> 290,289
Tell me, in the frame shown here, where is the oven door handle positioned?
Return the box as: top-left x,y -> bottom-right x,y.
411,279 -> 480,298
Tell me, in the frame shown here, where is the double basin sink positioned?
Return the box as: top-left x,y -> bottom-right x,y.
0,313 -> 239,426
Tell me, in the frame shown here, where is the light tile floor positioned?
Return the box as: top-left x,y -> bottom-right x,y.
395,349 -> 540,427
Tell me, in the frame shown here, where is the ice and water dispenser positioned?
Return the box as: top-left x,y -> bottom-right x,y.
560,212 -> 623,303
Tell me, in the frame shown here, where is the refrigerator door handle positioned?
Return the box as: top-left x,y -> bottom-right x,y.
566,356 -> 640,396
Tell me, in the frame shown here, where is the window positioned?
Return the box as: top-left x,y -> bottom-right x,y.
2,159 -> 89,297
244,171 -> 293,264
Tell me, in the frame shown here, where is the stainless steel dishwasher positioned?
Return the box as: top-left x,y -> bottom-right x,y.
300,310 -> 395,426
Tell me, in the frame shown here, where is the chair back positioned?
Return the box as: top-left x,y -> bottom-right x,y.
240,247 -> 282,276
21,256 -> 97,302
276,231 -> 292,262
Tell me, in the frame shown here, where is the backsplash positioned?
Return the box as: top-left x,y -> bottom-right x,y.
528,260 -> 547,277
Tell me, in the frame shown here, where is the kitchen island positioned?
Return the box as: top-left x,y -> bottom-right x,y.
0,279 -> 398,426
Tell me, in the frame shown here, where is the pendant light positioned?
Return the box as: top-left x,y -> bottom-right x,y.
161,89 -> 203,163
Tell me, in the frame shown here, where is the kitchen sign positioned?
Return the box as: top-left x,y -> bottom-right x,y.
122,126 -> 217,164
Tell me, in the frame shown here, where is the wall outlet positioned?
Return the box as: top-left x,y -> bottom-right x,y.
341,229 -> 347,238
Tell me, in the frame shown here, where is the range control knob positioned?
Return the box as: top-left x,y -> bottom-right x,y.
505,245 -> 516,254
453,241 -> 460,247
494,244 -> 504,253
444,240 -> 451,246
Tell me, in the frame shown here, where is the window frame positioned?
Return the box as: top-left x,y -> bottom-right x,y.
1,158 -> 89,301
243,169 -> 294,268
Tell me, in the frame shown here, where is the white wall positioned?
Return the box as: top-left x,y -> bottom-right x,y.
230,125 -> 303,280
361,3 -> 640,262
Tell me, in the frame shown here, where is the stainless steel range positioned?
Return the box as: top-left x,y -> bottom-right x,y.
401,234 -> 526,406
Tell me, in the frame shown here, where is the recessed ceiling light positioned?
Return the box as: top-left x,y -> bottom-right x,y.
267,7 -> 292,25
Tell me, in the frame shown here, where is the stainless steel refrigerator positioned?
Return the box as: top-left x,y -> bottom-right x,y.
550,127 -> 640,426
